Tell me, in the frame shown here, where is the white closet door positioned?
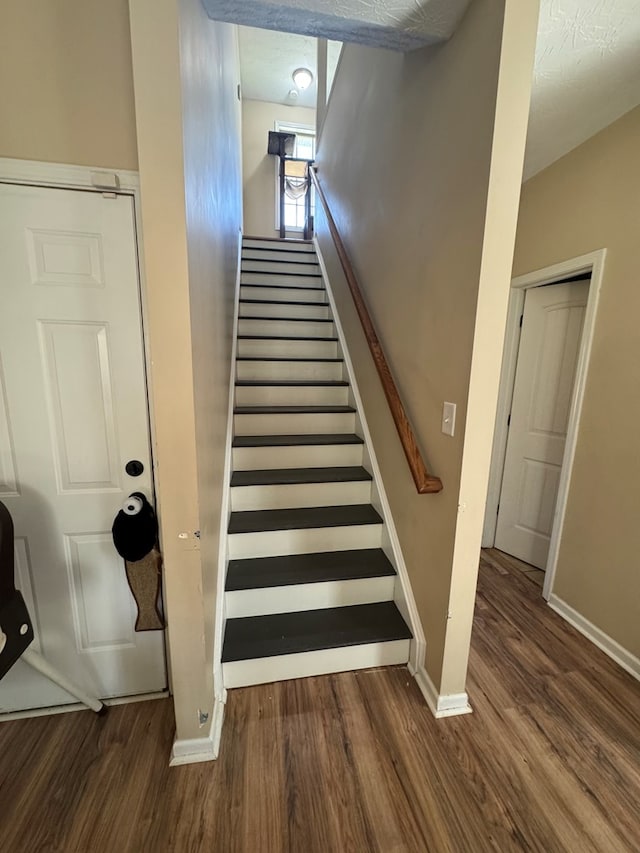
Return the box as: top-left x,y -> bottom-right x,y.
0,183 -> 166,712
495,280 -> 588,569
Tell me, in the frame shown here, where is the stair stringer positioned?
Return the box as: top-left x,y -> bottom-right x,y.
212,228 -> 244,710
313,238 -> 426,675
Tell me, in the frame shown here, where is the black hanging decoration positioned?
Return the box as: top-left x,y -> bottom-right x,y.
112,492 -> 157,562
112,493 -> 164,632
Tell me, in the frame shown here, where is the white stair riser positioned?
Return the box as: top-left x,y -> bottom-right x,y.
236,360 -> 344,382
242,250 -> 317,264
243,239 -> 315,253
224,239 -> 409,692
241,285 -> 326,304
231,479 -> 371,511
237,338 -> 339,359
239,301 -> 330,320
234,412 -> 355,435
233,443 -> 363,471
238,318 -> 335,339
241,273 -> 321,287
228,522 -> 382,559
235,384 -> 349,407
226,576 -> 395,618
223,639 -> 410,688
242,260 -> 320,275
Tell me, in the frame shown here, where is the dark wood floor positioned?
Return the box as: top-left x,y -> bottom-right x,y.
486,546 -> 545,587
1,549 -> 639,852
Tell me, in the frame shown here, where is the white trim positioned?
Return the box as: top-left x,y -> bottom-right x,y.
483,250 -> 606,602
127,165 -> 167,673
0,157 -> 140,191
548,594 -> 640,682
213,229 -> 243,702
317,43 -> 345,149
274,121 -> 316,135
314,236 -> 426,675
411,665 -> 472,718
0,690 -> 169,723
224,639 -> 410,689
169,696 -> 225,766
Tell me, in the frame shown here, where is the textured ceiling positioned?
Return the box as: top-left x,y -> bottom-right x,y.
205,0 -> 472,50
239,27 -> 342,108
525,0 -> 640,178
234,0 -> 640,178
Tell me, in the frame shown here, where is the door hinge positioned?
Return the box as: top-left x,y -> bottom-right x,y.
496,502 -> 500,514
507,413 -> 511,427
91,170 -> 119,191
519,314 -> 524,328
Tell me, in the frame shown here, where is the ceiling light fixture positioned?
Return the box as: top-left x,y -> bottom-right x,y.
292,67 -> 313,90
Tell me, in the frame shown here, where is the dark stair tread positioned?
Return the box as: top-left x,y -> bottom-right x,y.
225,549 -> 395,591
235,380 -> 348,387
242,270 -> 322,277
239,283 -> 325,291
243,244 -> 314,253
222,602 -> 412,662
242,259 -> 319,267
234,405 -> 355,414
228,503 -> 382,534
237,336 -> 338,342
231,466 -> 371,487
236,357 -> 343,363
239,299 -> 329,307
243,235 -> 312,243
240,316 -> 334,323
233,433 -> 364,447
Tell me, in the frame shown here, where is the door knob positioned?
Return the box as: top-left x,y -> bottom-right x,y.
125,460 -> 144,477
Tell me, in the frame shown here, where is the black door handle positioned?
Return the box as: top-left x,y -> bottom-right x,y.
125,460 -> 144,477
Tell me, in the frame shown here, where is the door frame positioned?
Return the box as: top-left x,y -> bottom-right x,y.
483,249 -> 606,600
0,157 -> 169,709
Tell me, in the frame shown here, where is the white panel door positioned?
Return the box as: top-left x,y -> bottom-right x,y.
0,183 -> 166,712
495,280 -> 589,569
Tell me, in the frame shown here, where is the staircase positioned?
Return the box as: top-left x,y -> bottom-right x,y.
221,237 -> 413,688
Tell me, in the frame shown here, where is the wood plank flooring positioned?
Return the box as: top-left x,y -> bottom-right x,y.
1,549 -> 639,852
485,546 -> 545,587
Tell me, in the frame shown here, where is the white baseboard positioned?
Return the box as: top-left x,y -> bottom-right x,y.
411,665 -> 473,718
0,690 -> 169,723
169,696 -> 225,766
548,594 -> 640,682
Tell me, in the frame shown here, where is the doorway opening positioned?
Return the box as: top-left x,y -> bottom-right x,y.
483,250 -> 605,601
238,25 -> 342,241
273,119 -> 316,233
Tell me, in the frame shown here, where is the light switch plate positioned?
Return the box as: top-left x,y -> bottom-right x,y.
442,402 -> 456,436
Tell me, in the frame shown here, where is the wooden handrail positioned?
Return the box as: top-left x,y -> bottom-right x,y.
310,169 -> 443,494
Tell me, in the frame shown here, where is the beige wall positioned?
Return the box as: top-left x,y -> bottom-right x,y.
315,0 -> 538,694
180,3 -> 243,689
0,0 -> 138,170
129,0 -> 242,743
513,106 -> 640,660
242,99 -> 315,237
